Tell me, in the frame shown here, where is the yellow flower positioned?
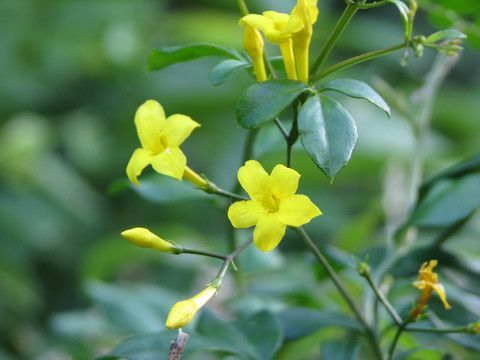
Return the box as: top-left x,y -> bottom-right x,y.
121,227 -> 177,253
288,0 -> 318,83
239,0 -> 318,83
165,286 -> 217,329
126,100 -> 200,185
228,160 -> 321,252
241,23 -> 267,82
411,260 -> 451,318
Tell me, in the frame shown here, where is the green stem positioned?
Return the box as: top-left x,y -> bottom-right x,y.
236,0 -> 249,16
348,0 -> 390,9
310,1 -> 360,77
214,238 -> 253,281
205,182 -> 248,201
387,323 -> 408,360
363,270 -> 403,326
296,227 -> 383,360
179,247 -> 227,261
405,325 -> 468,334
312,43 -> 406,83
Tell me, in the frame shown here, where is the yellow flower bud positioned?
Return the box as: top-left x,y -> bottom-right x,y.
240,23 -> 267,82
165,286 -> 217,329
121,227 -> 176,253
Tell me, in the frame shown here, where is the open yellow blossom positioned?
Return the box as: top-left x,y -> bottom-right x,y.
239,0 -> 318,83
241,24 -> 267,82
228,160 -> 321,252
411,260 -> 451,318
121,227 -> 177,253
165,285 -> 217,329
126,100 -> 200,185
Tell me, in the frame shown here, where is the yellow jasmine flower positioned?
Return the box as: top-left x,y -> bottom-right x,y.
411,260 -> 451,318
121,227 -> 177,253
288,0 -> 318,83
240,11 -> 298,80
165,285 -> 217,329
126,100 -> 200,185
228,160 -> 321,252
239,0 -> 318,83
241,23 -> 267,82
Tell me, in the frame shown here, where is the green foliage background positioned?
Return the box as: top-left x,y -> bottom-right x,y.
0,0 -> 479,359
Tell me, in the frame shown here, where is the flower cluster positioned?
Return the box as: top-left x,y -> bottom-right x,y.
240,0 -> 318,83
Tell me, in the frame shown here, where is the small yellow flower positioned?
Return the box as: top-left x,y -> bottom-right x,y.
241,23 -> 267,82
228,160 -> 321,252
126,100 -> 200,185
411,260 -> 451,318
121,227 -> 177,253
165,286 -> 217,329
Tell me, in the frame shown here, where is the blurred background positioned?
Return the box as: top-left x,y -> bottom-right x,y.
1,0 -> 479,359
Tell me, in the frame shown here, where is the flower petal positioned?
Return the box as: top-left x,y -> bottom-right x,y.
126,148 -> 154,186
253,213 -> 287,252
134,100 -> 166,152
270,164 -> 300,199
162,114 -> 200,148
238,160 -> 271,202
228,200 -> 264,228
433,283 -> 451,309
278,194 -> 321,227
151,146 -> 186,180
240,12 -> 290,44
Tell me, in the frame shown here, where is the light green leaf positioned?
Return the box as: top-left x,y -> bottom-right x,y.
425,29 -> 467,43
235,80 -> 309,129
147,43 -> 238,71
320,78 -> 390,117
298,94 -> 357,181
209,59 -> 250,86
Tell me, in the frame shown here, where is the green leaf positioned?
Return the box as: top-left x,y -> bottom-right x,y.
278,307 -> 362,340
147,43 -> 238,71
235,80 -> 309,129
321,339 -> 359,360
406,173 -> 480,227
233,311 -> 282,360
209,59 -> 250,86
298,94 -> 358,181
387,0 -> 410,29
419,152 -> 480,200
425,29 -> 467,43
320,78 -> 391,117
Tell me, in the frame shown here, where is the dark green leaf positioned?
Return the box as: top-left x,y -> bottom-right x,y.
147,43 -> 238,71
298,94 -> 358,181
425,29 -> 466,43
406,173 -> 480,227
278,307 -> 362,340
320,78 -> 390,117
321,339 -> 359,360
235,80 -> 309,129
233,311 -> 282,360
209,59 -> 250,86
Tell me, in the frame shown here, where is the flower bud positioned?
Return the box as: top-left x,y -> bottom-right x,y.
165,285 -> 217,329
121,227 -> 176,253
466,320 -> 480,335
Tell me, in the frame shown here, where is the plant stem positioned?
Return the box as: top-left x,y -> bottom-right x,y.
349,0 -> 390,9
296,227 -> 383,360
179,247 -> 227,261
363,271 -> 403,326
405,325 -> 468,334
310,1 -> 361,77
387,322 -> 407,360
215,238 -> 253,281
312,43 -> 406,83
205,182 -> 248,201
236,0 -> 248,16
